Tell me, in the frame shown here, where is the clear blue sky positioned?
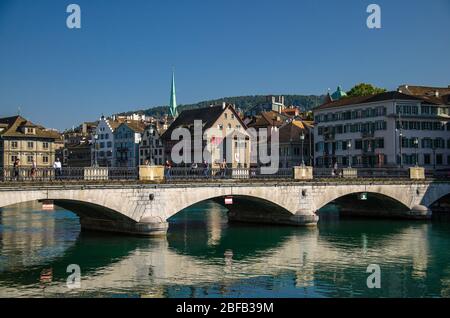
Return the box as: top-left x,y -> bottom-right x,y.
0,0 -> 449,130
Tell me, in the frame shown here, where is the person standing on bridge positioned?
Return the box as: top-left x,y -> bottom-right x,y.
165,160 -> 172,180
30,157 -> 37,180
203,160 -> 210,178
53,158 -> 62,181
13,158 -> 20,181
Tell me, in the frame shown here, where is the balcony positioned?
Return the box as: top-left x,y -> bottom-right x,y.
361,131 -> 375,139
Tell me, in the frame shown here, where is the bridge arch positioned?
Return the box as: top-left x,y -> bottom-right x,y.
419,183 -> 450,208
314,185 -> 414,211
312,184 -> 416,217
317,191 -> 412,218
167,194 -> 296,226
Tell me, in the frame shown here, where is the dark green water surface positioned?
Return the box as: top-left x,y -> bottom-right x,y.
1,201 -> 450,298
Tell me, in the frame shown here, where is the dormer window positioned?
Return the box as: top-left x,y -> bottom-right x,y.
25,127 -> 35,134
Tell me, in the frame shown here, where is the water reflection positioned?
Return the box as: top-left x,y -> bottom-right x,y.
1,201 -> 450,297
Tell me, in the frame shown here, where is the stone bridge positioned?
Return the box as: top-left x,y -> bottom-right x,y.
0,180 -> 449,236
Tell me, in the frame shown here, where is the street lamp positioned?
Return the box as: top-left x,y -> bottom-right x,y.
300,132 -> 305,166
413,137 -> 419,166
347,140 -> 352,168
94,134 -> 99,167
399,131 -> 403,168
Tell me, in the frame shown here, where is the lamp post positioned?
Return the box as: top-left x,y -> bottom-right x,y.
399,131 -> 403,168
300,132 -> 305,166
347,140 -> 352,168
93,134 -> 99,167
413,137 -> 419,166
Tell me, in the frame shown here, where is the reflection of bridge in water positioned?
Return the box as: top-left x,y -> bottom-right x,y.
1,201 -> 450,297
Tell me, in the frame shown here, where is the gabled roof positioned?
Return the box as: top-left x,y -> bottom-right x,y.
249,111 -> 289,128
0,115 -> 61,139
161,104 -> 246,140
117,121 -> 147,134
279,120 -> 313,143
313,91 -> 426,111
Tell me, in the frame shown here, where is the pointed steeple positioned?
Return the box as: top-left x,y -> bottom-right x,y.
169,70 -> 178,118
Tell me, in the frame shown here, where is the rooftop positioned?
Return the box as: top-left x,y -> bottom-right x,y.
313,91 -> 439,111
0,116 -> 61,140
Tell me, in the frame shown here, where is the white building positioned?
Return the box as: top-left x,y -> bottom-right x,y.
139,124 -> 165,165
91,116 -> 120,167
313,90 -> 450,169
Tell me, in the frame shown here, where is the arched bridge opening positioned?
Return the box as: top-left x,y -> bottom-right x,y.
0,199 -> 141,236
168,195 -> 297,228
318,192 -> 412,219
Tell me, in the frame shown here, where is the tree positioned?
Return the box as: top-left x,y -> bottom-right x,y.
346,83 -> 386,97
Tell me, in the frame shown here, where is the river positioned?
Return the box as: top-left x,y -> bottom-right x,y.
1,201 -> 450,298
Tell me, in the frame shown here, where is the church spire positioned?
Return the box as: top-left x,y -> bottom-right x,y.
169,70 -> 178,118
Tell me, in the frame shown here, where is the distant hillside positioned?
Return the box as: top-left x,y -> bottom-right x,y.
120,95 -> 325,118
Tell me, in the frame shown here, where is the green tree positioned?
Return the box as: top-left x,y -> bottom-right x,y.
346,83 -> 386,97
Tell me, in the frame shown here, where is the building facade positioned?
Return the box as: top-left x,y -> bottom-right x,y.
139,124 -> 165,165
162,103 -> 251,168
92,117 -> 120,167
114,122 -> 147,167
279,120 -> 314,168
0,116 -> 61,169
313,91 -> 450,169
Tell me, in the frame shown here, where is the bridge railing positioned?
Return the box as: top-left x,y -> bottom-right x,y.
0,167 -> 138,182
0,166 -> 448,183
166,167 -> 293,180
313,168 -> 410,179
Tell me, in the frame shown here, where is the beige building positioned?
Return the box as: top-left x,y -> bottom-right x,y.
0,116 -> 61,169
162,103 -> 251,168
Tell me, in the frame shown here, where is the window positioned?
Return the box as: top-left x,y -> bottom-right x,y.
355,140 -> 363,150
434,138 -> 445,149
11,155 -> 18,163
375,138 -> 384,149
11,141 -> 18,149
436,154 -> 443,165
27,141 -> 34,149
422,138 -> 433,149
107,141 -> 112,148
424,154 -> 431,165
43,156 -> 49,163
27,156 -> 33,163
42,142 -> 49,149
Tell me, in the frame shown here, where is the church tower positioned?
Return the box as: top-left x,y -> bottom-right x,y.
169,71 -> 178,119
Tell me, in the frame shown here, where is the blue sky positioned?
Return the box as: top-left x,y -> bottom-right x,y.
0,0 -> 449,130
